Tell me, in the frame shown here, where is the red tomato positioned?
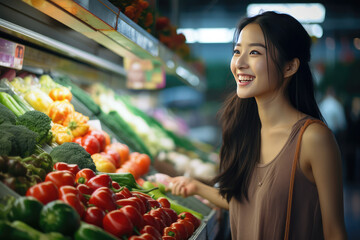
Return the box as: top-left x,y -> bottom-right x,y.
162,208 -> 178,223
103,210 -> 133,237
84,206 -> 105,227
120,205 -> 144,231
88,187 -> 117,212
45,170 -> 75,189
75,168 -> 96,184
104,148 -> 121,168
53,162 -> 80,175
26,181 -> 59,204
178,212 -> 200,230
60,193 -> 85,217
140,225 -> 162,240
157,197 -> 171,208
143,214 -> 162,233
88,130 -> 106,152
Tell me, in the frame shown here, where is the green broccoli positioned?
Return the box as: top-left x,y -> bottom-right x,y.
16,110 -> 52,145
50,142 -> 96,171
0,103 -> 16,125
0,124 -> 38,158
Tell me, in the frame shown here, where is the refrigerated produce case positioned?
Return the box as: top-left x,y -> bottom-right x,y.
0,0 -> 222,239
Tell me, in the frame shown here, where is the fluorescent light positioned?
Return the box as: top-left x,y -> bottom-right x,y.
247,3 -> 326,23
176,66 -> 200,86
303,24 -> 323,38
177,28 -> 235,44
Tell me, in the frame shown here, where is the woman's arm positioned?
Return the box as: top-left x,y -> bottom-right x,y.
301,123 -> 347,240
170,176 -> 229,210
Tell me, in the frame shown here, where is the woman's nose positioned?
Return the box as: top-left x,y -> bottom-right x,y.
235,55 -> 248,69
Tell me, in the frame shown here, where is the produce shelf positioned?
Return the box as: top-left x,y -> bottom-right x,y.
20,0 -> 206,90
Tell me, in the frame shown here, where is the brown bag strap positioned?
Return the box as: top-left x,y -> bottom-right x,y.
284,119 -> 327,240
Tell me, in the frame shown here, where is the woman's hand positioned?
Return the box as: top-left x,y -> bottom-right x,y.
170,176 -> 199,198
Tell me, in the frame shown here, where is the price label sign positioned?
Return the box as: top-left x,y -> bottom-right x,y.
0,38 -> 25,70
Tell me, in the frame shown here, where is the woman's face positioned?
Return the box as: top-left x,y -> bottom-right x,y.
230,23 -> 279,99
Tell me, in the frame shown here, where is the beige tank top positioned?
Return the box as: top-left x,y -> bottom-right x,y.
229,116 -> 324,240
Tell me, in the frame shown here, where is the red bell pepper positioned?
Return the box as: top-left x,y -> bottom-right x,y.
59,185 -> 79,199
87,130 -> 106,152
150,208 -> 171,227
83,206 -> 105,228
170,221 -> 187,240
178,212 -> 200,229
162,208 -> 178,224
132,193 -> 151,213
26,181 -> 59,204
140,225 -> 162,240
139,233 -> 158,240
143,214 -> 162,233
74,134 -> 100,155
177,219 -> 194,239
116,196 -> 145,215
162,236 -> 176,240
86,174 -> 113,191
120,205 -> 144,231
45,170 -> 75,189
157,197 -> 171,208
163,226 -> 180,240
53,162 -> 80,175
88,187 -> 118,212
103,210 -> 133,237
60,192 -> 86,217
147,199 -> 162,209
154,216 -> 166,232
75,168 -> 96,184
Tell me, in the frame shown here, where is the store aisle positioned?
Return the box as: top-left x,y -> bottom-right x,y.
344,183 -> 360,240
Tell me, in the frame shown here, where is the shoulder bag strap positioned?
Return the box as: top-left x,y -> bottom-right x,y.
284,119 -> 327,240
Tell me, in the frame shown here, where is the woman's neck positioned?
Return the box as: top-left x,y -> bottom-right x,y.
256,91 -> 303,129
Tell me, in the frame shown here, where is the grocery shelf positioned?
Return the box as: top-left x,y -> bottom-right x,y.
20,0 -> 206,90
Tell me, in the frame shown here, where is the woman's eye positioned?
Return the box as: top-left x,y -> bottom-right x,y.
250,50 -> 260,55
233,49 -> 240,55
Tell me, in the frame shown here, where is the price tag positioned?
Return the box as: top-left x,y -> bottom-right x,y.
0,38 -> 25,70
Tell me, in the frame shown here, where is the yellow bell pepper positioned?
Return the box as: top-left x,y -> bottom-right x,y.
51,123 -> 74,145
24,89 -> 53,113
92,153 -> 116,173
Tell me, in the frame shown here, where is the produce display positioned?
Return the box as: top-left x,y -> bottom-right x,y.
1,161 -> 203,240
1,75 -> 152,179
0,72 -> 216,240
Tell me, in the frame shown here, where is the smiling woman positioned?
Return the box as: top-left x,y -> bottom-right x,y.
170,11 -> 348,240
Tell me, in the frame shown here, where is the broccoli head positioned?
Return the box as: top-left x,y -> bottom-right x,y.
16,110 -> 52,145
0,103 -> 16,125
50,142 -> 96,171
0,124 -> 38,158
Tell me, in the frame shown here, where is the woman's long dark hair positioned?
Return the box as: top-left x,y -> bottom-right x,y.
213,11 -> 324,202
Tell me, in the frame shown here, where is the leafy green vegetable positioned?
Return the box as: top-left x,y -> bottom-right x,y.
16,110 -> 52,145
50,142 -> 96,171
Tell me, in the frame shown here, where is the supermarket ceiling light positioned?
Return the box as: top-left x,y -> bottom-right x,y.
247,3 -> 326,23
176,66 -> 200,86
177,28 -> 235,44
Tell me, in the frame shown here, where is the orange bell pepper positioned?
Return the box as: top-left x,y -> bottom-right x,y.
49,87 -> 72,102
63,112 -> 90,138
48,100 -> 75,125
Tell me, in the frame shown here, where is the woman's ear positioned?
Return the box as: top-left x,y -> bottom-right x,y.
283,58 -> 300,78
